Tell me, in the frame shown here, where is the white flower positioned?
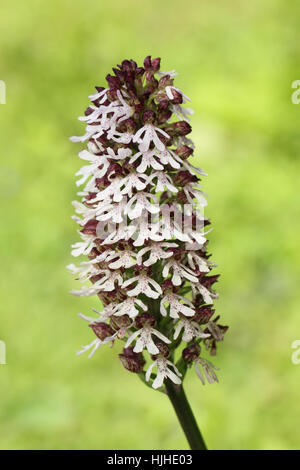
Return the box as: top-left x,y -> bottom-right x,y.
162,259 -> 198,286
71,270 -> 123,296
76,336 -> 116,358
191,282 -> 217,305
95,91 -> 133,129
106,146 -> 132,161
119,172 -> 147,197
174,319 -> 210,342
72,200 -> 97,226
186,252 -> 210,273
194,357 -> 219,385
71,232 -> 96,257
146,171 -> 178,193
159,205 -> 193,243
102,221 -> 134,245
77,304 -> 117,323
92,177 -> 124,203
107,125 -> 133,144
158,149 -> 181,169
126,326 -> 171,355
81,250 -> 114,265
94,270 -> 123,292
171,104 -> 194,122
66,262 -> 100,282
137,242 -> 177,266
128,217 -> 163,247
115,90 -> 134,123
133,124 -> 169,152
112,297 -> 147,319
75,150 -> 110,186
70,127 -> 100,143
105,250 -> 136,269
146,357 -> 182,389
183,183 -> 207,207
160,293 -> 195,319
184,224 -> 211,247
96,198 -> 127,224
129,149 -> 164,173
122,274 -> 162,299
157,69 -> 178,78
124,192 -> 160,220
88,88 -> 108,104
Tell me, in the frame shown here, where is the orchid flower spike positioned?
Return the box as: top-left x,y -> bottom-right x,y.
69,56 -> 228,392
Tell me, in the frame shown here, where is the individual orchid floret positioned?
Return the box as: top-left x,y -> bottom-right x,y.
146,343 -> 182,389
69,55 -> 227,399
162,259 -> 198,286
174,318 -> 211,343
112,297 -> 147,319
122,270 -> 162,299
125,313 -> 171,355
133,123 -> 170,152
182,344 -> 219,385
137,242 -> 177,266
129,149 -> 164,173
160,289 -> 195,319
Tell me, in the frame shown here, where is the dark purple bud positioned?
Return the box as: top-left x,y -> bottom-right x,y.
194,306 -> 215,324
106,88 -> 119,102
182,343 -> 201,363
158,100 -> 170,111
89,322 -> 115,340
161,279 -> 175,291
169,88 -> 183,104
96,135 -> 109,148
124,71 -> 135,85
107,163 -> 123,180
135,313 -> 156,329
206,322 -> 226,341
119,346 -> 145,373
174,170 -> 198,186
160,191 -> 171,203
84,107 -> 94,116
200,274 -> 220,289
151,57 -> 161,71
106,74 -> 121,89
177,190 -> 189,204
143,55 -> 152,70
121,60 -> 136,72
175,145 -> 193,160
142,110 -> 156,124
117,117 -> 138,134
133,264 -> 148,275
165,121 -> 192,136
151,342 -> 169,360
168,247 -> 183,261
158,75 -> 173,88
135,67 -> 145,77
145,78 -> 159,93
112,68 -> 125,83
110,315 -> 131,330
80,219 -> 98,236
158,108 -> 172,124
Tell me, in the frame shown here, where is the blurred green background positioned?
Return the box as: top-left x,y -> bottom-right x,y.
0,0 -> 299,450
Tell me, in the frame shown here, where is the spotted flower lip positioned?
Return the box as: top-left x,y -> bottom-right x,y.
69,56 -> 228,390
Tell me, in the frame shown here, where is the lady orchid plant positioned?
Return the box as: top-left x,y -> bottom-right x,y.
68,56 -> 228,450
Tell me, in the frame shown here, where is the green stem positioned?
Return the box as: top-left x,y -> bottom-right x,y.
165,379 -> 207,450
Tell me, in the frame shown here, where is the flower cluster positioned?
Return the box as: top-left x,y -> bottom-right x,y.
68,56 -> 228,390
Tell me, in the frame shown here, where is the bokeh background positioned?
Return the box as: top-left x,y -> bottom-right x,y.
0,0 -> 299,450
